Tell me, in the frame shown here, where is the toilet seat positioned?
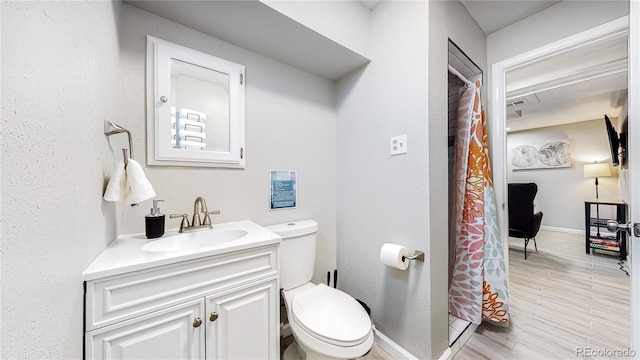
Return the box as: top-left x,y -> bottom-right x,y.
290,284 -> 371,347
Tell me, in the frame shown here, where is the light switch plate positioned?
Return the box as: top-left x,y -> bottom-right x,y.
390,135 -> 407,155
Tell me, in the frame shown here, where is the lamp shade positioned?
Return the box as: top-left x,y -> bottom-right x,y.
584,163 -> 611,178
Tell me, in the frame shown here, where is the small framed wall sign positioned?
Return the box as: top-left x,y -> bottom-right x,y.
270,170 -> 297,210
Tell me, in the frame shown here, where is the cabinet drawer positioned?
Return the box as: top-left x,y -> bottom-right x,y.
86,245 -> 277,331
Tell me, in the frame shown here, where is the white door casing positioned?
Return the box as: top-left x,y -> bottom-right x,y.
628,1 -> 639,356
490,14 -> 638,356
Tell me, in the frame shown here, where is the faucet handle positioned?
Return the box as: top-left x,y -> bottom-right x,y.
203,210 -> 220,226
170,214 -> 190,232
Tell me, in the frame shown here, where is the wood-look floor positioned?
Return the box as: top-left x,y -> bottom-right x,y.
281,230 -> 630,360
359,343 -> 396,360
454,230 -> 631,360
281,335 -> 393,359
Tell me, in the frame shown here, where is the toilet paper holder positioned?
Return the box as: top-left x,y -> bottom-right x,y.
402,250 -> 425,262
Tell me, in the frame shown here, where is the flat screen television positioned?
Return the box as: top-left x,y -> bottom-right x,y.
604,115 -> 620,166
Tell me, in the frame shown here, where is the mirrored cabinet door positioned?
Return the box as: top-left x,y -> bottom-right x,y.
147,36 -> 245,168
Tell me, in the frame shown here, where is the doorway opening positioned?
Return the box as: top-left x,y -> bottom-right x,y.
451,16 -> 632,359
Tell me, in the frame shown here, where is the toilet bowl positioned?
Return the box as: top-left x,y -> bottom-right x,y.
266,220 -> 374,360
283,283 -> 374,360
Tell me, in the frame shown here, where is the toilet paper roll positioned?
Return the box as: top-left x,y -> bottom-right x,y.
380,243 -> 409,270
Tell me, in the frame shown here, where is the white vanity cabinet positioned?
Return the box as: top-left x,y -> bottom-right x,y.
84,243 -> 279,360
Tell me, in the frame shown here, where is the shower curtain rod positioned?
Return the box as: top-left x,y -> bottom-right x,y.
448,65 -> 473,87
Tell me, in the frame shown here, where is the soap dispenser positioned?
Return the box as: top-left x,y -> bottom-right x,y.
146,199 -> 165,239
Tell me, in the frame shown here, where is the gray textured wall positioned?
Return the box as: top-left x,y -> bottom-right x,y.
2,2 -> 121,358
117,4 -> 338,284
1,2 -> 338,357
336,2 -> 434,357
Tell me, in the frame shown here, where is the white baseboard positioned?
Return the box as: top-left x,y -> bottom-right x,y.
439,347 -> 453,360
540,225 -> 584,235
374,328 -> 420,360
287,324 -> 452,360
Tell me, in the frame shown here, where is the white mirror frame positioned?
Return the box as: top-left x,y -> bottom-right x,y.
146,35 -> 245,168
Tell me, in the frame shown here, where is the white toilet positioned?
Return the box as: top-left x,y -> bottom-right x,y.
266,220 -> 374,360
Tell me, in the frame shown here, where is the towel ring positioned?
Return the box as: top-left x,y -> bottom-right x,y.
104,120 -> 134,166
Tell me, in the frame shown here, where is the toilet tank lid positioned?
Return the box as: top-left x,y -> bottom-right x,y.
265,220 -> 318,239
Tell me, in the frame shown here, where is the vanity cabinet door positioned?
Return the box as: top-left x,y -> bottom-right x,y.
86,299 -> 205,360
206,278 -> 279,360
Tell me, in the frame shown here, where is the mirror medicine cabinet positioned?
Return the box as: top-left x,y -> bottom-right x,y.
146,36 -> 245,168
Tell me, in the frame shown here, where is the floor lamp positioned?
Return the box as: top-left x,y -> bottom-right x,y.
584,162 -> 612,237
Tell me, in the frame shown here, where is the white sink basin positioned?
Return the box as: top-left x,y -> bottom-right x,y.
143,229 -> 248,252
83,220 -> 281,281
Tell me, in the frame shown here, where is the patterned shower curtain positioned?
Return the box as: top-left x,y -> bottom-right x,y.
449,78 -> 510,325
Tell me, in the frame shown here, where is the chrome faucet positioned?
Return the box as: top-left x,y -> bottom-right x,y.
170,197 -> 220,233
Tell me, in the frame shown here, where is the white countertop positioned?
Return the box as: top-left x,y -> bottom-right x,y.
83,220 -> 281,282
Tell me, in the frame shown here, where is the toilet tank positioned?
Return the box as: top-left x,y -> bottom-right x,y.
266,220 -> 318,290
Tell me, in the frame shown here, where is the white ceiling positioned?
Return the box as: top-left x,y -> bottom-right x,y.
126,1 -> 370,81
461,0 -> 561,35
505,33 -> 628,132
460,0 -> 628,132
130,0 -> 627,132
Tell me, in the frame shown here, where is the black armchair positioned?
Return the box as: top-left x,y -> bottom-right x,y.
508,183 -> 543,259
